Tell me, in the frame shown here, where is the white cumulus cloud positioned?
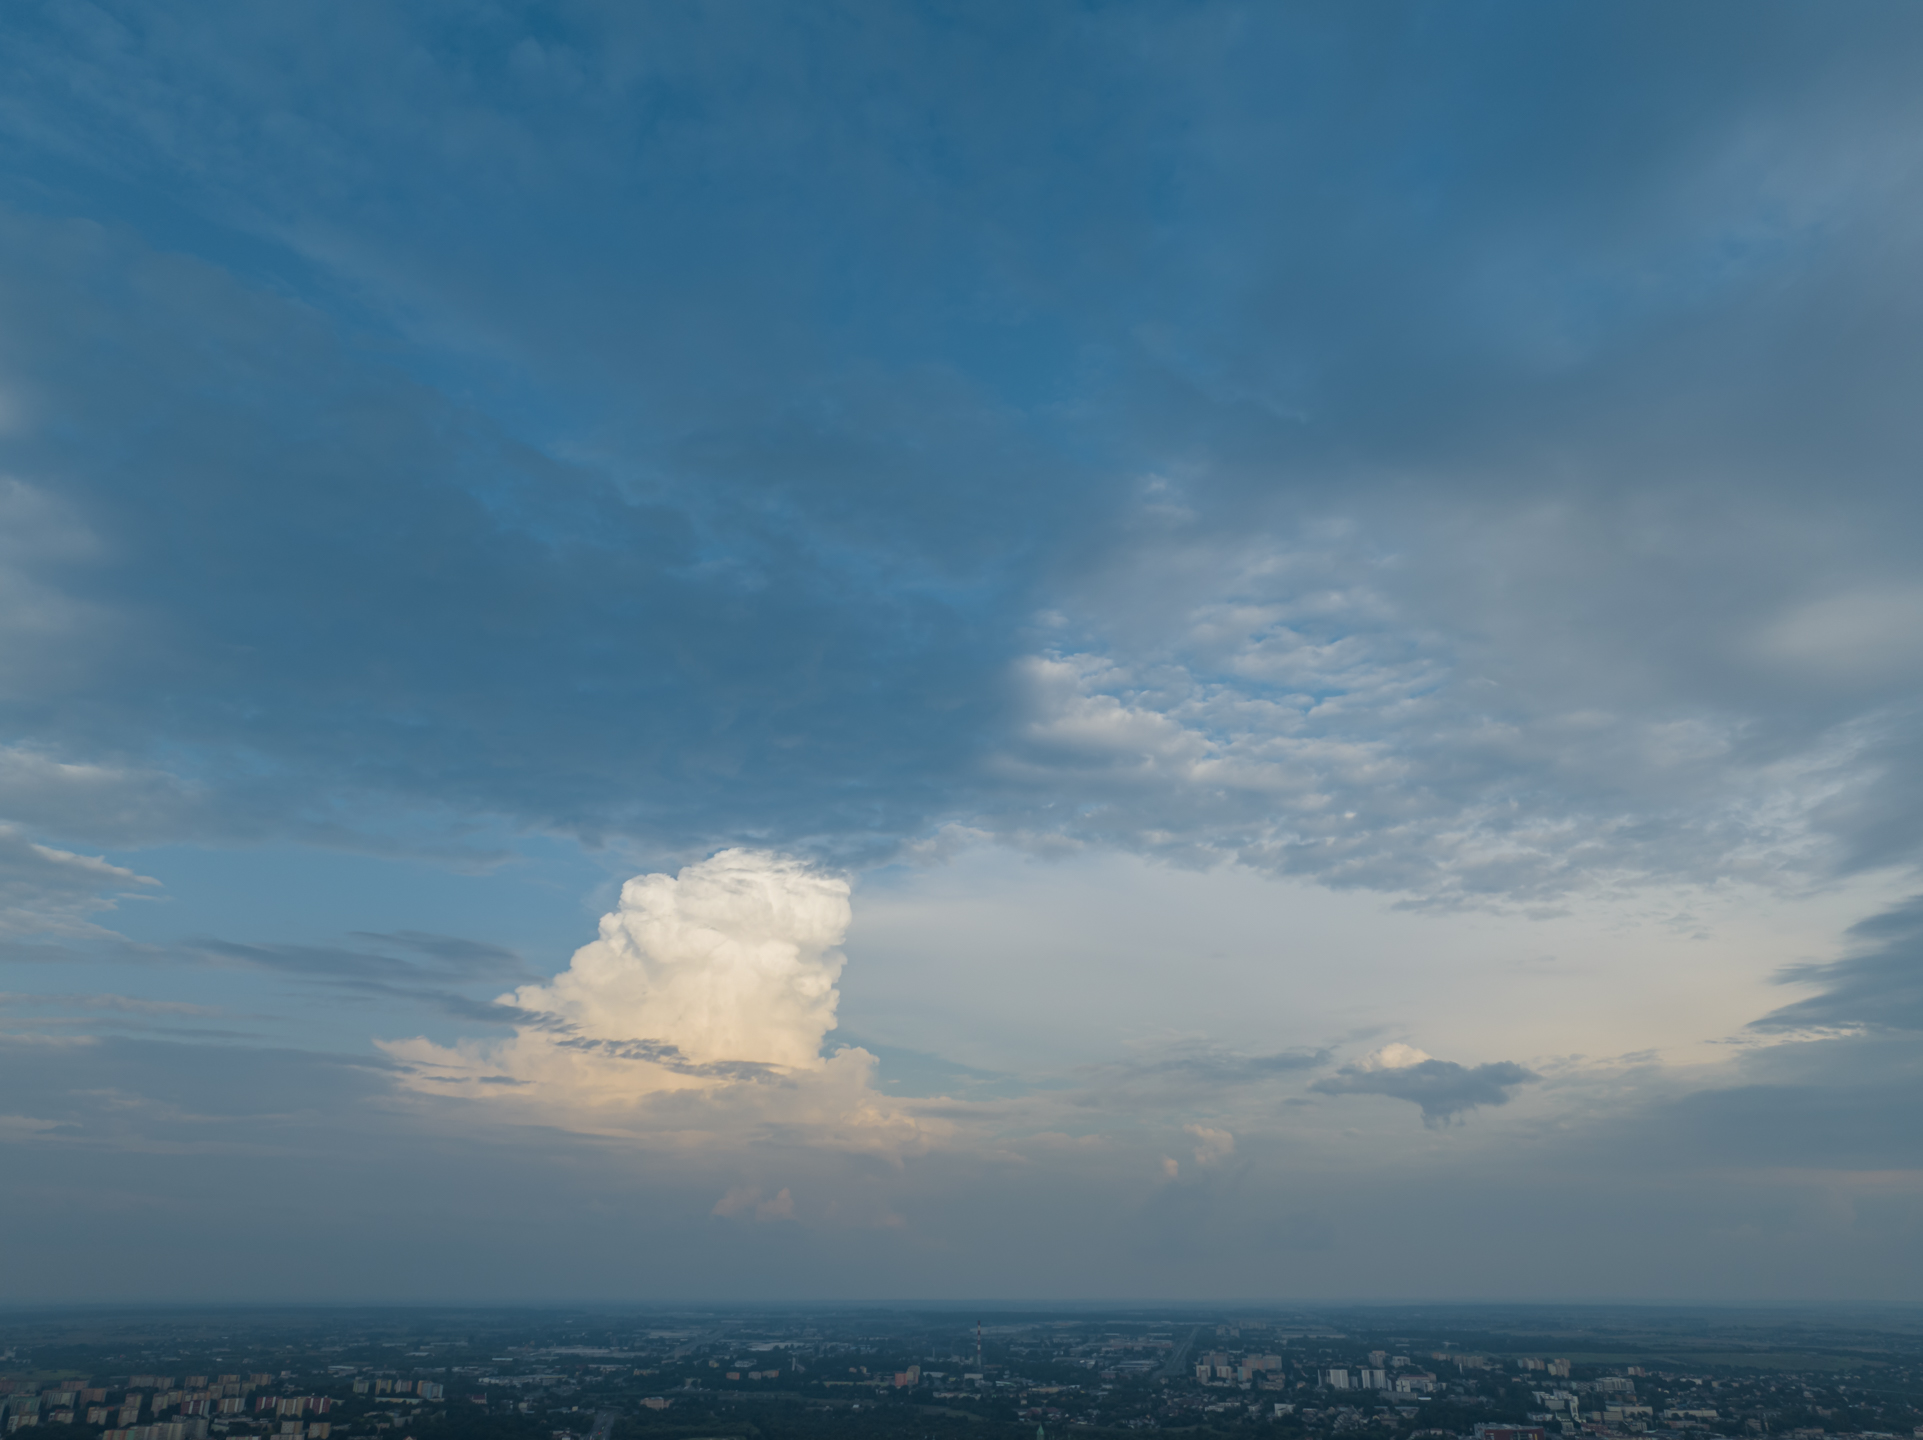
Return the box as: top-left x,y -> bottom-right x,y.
1356,1042 -> 1433,1071
1185,1122 -> 1235,1167
506,847 -> 849,1070
381,849 -> 943,1154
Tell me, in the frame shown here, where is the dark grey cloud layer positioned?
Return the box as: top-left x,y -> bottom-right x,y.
183,931 -> 541,1029
1755,896 -> 1923,1034
0,211 -> 1012,861
0,2 -> 1917,907
1312,1057 -> 1539,1127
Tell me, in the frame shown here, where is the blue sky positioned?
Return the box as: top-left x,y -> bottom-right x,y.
3,1 -> 1923,1302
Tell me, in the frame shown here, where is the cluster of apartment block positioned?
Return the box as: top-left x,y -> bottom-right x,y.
100,1418 -> 212,1440
1475,1424 -> 1551,1440
3,1376 -> 277,1435
239,1394 -> 340,1438
1192,1345 -> 1284,1384
1321,1367 -> 1438,1394
0,1370 -> 363,1439
347,1383 -> 442,1400
0,1368 -> 465,1440
1431,1356 -> 1578,1380
268,1419 -> 331,1439
1195,1353 -> 1286,1386
1529,1375 -> 1649,1429
3,1384 -> 109,1431
260,1398 -> 333,1418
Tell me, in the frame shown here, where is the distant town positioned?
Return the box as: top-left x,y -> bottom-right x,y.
2,1307 -> 1918,1440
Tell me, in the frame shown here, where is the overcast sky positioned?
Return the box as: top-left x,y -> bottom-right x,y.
3,1 -> 1922,1304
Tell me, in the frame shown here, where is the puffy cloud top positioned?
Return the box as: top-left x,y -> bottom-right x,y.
1356,1043 -> 1433,1071
378,851 -> 939,1155
504,849 -> 850,1069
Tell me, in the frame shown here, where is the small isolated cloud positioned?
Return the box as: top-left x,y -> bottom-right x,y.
382,850 -> 945,1155
711,1185 -> 798,1222
1185,1123 -> 1234,1167
756,1187 -> 796,1221
0,992 -> 217,1018
0,1113 -> 65,1139
1161,1155 -> 1179,1179
1072,1043 -> 1328,1111
196,931 -> 529,987
0,824 -> 159,939
713,1184 -> 759,1216
1311,1043 -> 1538,1127
0,742 -> 202,849
1754,587 -> 1923,685
1356,1042 -> 1432,1071
190,930 -> 539,1029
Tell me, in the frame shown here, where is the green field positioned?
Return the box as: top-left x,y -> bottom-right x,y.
1517,1352 -> 1882,1372
1657,1353 -> 1883,1372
